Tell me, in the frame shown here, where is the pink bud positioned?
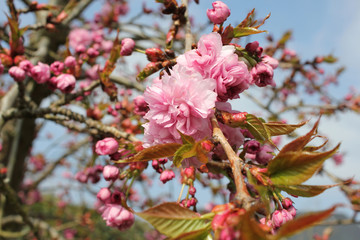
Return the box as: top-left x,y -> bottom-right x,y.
101,204 -> 135,231
87,47 -> 99,57
50,61 -> 64,75
120,38 -> 135,56
133,95 -> 148,116
0,60 -> 3,74
31,62 -> 51,83
245,41 -> 260,55
75,171 -> 88,183
110,190 -> 124,204
64,56 -> 76,68
271,210 -> 283,228
18,60 -> 33,75
9,66 -> 26,82
97,188 -> 111,202
206,1 -> 231,24
103,165 -> 119,181
287,206 -> 297,218
75,44 -> 86,53
95,137 -> 119,155
56,74 -> 76,93
189,186 -> 196,196
250,62 -> 275,87
281,209 -> 293,223
281,197 -> 293,209
244,140 -> 261,154
159,169 -> 175,184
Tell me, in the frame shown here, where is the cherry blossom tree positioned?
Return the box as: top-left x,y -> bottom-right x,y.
0,0 -> 359,239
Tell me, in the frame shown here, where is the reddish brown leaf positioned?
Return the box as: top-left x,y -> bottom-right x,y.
264,121 -> 307,136
113,143 -> 181,163
280,119 -> 320,153
267,144 -> 340,185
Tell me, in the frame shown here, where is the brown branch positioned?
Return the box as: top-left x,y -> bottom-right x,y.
181,0 -> 193,52
2,106 -> 138,141
211,116 -> 253,209
0,178 -> 39,238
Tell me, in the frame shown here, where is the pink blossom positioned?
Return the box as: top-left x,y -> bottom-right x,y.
159,169 -> 175,184
64,56 -> 76,68
120,38 -> 135,56
50,61 -> 64,75
143,65 -> 217,147
177,32 -> 251,101
56,74 -> 76,93
95,137 -> 119,155
31,62 -> 51,83
9,66 -> 26,82
101,204 -> 135,231
287,206 -> 297,218
102,165 -> 119,181
262,55 -> 279,69
18,60 -> 33,75
250,62 -> 275,87
101,40 -> 113,53
206,1 -> 231,24
68,28 -> 92,49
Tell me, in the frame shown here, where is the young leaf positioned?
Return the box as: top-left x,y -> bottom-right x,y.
244,114 -> 275,147
136,202 -> 212,239
276,183 -> 340,197
172,224 -> 212,240
237,206 -> 270,240
173,144 -> 197,167
179,131 -> 195,145
113,143 -> 182,163
273,206 -> 338,239
264,121 -> 307,136
267,144 -> 340,185
233,27 -> 267,38
195,143 -> 209,164
280,119 -> 320,153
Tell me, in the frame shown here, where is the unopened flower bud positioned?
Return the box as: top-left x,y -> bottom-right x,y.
103,165 -> 119,181
159,169 -> 175,184
31,62 -> 51,83
56,74 -> 76,93
145,48 -> 166,62
50,61 -> 64,75
206,1 -> 231,24
189,186 -> 196,196
244,140 -> 261,154
95,138 -> 119,155
97,188 -> 111,202
64,56 -> 76,68
287,205 -> 296,218
271,210 -> 283,228
281,197 -> 293,209
9,66 -> 26,82
101,204 -> 135,231
120,38 -> 135,56
245,41 -> 259,55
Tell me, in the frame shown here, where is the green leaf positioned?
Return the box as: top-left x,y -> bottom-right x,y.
273,206 -> 337,239
264,121 -> 307,136
173,144 -> 197,167
136,203 -> 212,239
113,143 -> 182,163
244,114 -> 275,147
233,27 -> 267,38
276,184 -> 339,197
172,224 -> 212,240
179,132 -> 195,145
267,144 -> 340,185
323,54 -> 338,63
